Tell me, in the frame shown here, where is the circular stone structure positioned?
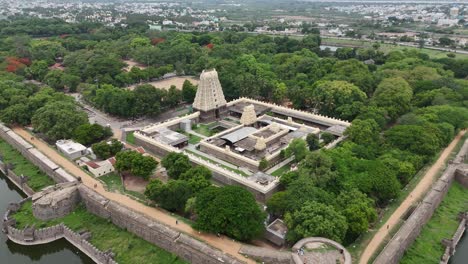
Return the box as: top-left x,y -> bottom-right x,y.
292,237 -> 352,264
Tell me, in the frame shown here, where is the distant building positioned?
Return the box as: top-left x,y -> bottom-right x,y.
56,140 -> 88,160
450,7 -> 459,18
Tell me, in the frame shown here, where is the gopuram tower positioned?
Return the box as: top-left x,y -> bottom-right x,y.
193,69 -> 228,122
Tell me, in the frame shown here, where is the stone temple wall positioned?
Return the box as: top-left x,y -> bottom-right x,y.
32,183 -> 81,220
374,139 -> 468,264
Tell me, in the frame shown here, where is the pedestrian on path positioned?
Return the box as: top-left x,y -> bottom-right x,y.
176,220 -> 178,225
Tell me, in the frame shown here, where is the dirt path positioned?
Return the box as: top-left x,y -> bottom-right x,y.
12,127 -> 254,264
359,130 -> 466,264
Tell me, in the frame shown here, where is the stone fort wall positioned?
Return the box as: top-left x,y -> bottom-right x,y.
0,122 -> 245,264
374,139 -> 468,264
78,185 -> 244,264
0,123 -> 75,183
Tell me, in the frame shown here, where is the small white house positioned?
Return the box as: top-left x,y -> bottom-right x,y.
85,157 -> 116,177
56,139 -> 88,160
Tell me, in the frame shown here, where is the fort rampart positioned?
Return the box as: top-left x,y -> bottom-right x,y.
374,139 -> 468,264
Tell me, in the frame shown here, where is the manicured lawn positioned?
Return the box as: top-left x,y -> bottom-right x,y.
0,139 -> 54,191
125,131 -> 135,144
271,163 -> 291,177
13,201 -> 187,264
400,182 -> 468,264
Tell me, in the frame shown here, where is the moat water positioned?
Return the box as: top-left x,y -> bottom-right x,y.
0,173 -> 93,264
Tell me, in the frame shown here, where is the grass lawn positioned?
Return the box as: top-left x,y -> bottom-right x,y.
0,139 -> 54,191
187,133 -> 202,144
125,131 -> 135,144
13,201 -> 186,264
100,173 -> 124,193
400,182 -> 468,264
100,173 -> 148,201
192,124 -> 213,137
271,163 -> 291,177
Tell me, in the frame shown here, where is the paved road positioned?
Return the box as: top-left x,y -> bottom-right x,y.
12,127 -> 255,264
359,130 -> 466,264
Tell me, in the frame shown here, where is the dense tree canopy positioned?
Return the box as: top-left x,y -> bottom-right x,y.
194,186 -> 265,241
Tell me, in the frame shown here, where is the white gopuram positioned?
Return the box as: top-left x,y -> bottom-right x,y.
193,69 -> 228,121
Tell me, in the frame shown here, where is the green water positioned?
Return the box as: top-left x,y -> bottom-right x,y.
0,173 -> 93,264
450,233 -> 468,264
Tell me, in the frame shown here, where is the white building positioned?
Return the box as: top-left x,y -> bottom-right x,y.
56,139 -> 88,160
85,157 -> 116,177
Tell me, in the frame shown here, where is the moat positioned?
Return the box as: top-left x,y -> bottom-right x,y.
0,173 -> 93,264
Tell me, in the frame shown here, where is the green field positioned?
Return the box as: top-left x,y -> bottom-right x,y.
401,182 -> 468,264
0,139 -> 54,191
187,133 -> 202,144
322,38 -> 468,60
99,173 -> 147,201
13,201 -> 186,264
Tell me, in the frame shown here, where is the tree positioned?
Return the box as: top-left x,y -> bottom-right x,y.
266,191 -> 289,217
179,165 -> 212,193
194,186 -> 265,241
161,152 -> 192,179
44,70 -> 65,90
115,151 -> 157,179
372,77 -> 413,120
92,139 -> 124,160
27,60 -> 49,81
344,119 -> 380,145
321,132 -> 335,144
306,133 -> 320,151
311,80 -> 367,120
285,201 -> 348,243
284,138 -> 308,162
259,158 -> 269,171
182,80 -> 197,103
384,125 -> 442,157
31,101 -> 88,141
73,123 -> 112,146
145,179 -> 193,212
336,189 -> 377,242
61,73 -> 81,92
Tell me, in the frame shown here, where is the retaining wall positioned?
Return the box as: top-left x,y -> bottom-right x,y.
0,123 -> 75,183
5,224 -> 117,264
78,185 -> 244,264
374,139 -> 468,264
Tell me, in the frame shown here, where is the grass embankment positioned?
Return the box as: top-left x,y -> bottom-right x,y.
0,139 -> 54,191
13,201 -> 187,264
401,182 -> 468,264
347,132 -> 468,261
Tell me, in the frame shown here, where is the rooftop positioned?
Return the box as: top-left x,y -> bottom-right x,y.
221,127 -> 258,144
56,139 -> 87,154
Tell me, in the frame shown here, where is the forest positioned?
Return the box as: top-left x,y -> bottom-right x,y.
0,17 -> 467,246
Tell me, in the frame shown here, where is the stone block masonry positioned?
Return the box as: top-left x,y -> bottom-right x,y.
78,185 -> 244,264
374,139 -> 468,264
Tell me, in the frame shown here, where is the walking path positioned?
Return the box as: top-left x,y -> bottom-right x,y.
359,130 -> 466,264
12,127 -> 255,264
